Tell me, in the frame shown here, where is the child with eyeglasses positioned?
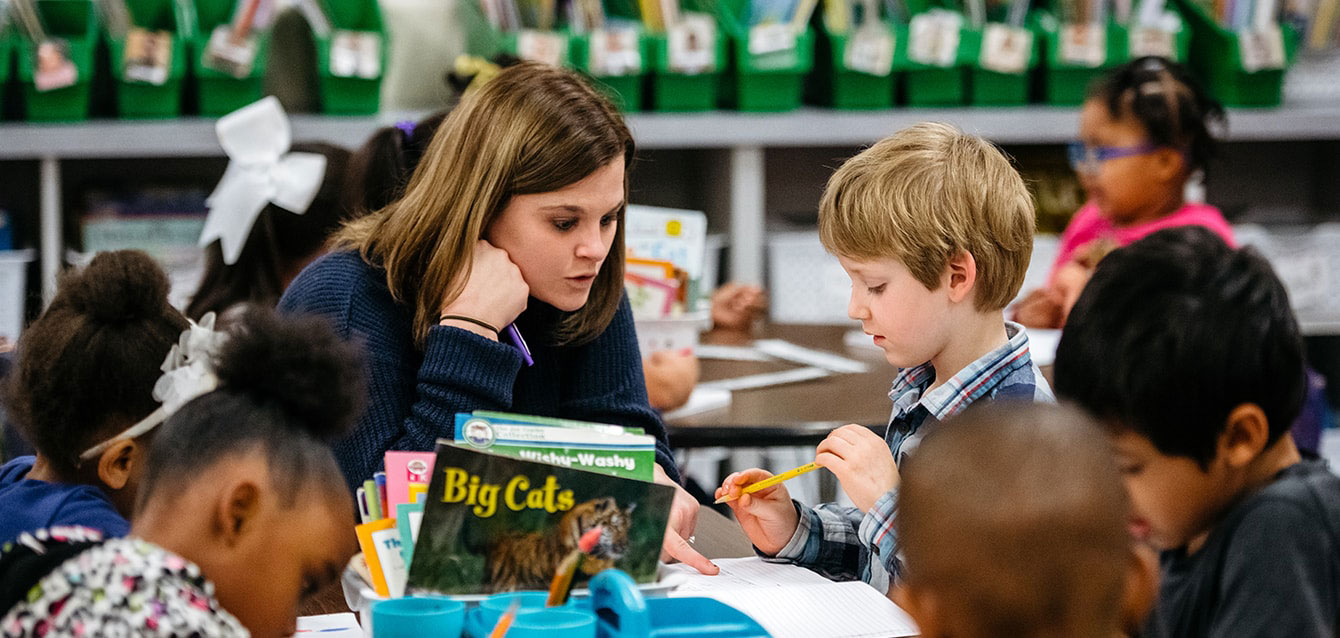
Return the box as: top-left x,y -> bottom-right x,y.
1014,56 -> 1235,329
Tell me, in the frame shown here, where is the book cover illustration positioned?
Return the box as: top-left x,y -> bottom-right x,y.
407,443 -> 673,595
454,412 -> 656,482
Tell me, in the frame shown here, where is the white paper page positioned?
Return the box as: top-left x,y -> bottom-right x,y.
663,387 -> 733,420
662,557 -> 835,591
698,367 -> 832,392
703,581 -> 919,638
753,339 -> 871,374
696,343 -> 775,362
295,612 -> 362,637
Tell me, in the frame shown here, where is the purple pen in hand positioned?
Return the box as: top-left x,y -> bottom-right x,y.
504,324 -> 534,366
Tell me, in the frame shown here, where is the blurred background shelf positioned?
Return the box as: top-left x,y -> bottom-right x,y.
5,103 -> 1340,159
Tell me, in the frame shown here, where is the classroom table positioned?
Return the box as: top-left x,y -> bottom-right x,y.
666,324 -> 894,449
692,506 -> 757,559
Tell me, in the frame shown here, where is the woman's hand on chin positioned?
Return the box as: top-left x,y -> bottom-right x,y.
655,463 -> 719,575
438,241 -> 530,339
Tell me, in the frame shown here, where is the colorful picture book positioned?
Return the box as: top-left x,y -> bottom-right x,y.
355,518 -> 406,598
624,204 -> 713,322
406,443 -> 674,595
454,411 -> 656,482
384,450 -> 437,514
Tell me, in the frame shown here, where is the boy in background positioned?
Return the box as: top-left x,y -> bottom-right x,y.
718,123 -> 1052,592
1055,226 -> 1340,637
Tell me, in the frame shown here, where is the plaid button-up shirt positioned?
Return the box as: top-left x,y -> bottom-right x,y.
768,322 -> 1054,592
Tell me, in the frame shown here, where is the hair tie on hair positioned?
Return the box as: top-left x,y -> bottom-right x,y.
77,313 -> 228,463
395,120 -> 416,138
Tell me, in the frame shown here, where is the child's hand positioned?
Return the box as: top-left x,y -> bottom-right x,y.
710,283 -> 767,333
1012,287 -> 1064,329
716,469 -> 799,556
1051,262 -> 1096,323
1120,541 -> 1160,636
643,350 -> 700,411
815,424 -> 899,513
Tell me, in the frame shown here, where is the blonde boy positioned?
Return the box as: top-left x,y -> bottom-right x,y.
716,123 -> 1053,591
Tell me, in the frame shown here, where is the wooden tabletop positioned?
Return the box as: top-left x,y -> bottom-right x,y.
692,506 -> 757,559
666,325 -> 894,448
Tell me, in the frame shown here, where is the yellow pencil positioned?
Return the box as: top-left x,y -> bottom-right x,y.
714,462 -> 822,504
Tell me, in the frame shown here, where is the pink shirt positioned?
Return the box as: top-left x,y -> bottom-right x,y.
1049,201 -> 1236,283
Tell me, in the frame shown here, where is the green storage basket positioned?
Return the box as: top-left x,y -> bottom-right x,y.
107,0 -> 189,118
900,16 -> 971,105
963,23 -> 1040,105
1036,12 -> 1125,105
1,28 -> 13,99
499,30 -> 575,65
461,0 -> 575,70
1173,0 -> 1297,107
647,21 -> 726,111
16,0 -> 97,121
191,0 -> 270,116
1,31 -> 12,121
717,0 -> 814,111
571,31 -> 651,111
809,21 -> 904,110
314,0 -> 386,114
1124,13 -> 1191,63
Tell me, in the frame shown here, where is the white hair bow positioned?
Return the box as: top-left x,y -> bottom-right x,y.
79,313 -> 229,463
201,96 -> 328,265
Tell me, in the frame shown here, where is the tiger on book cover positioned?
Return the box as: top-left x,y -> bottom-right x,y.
485,496 -> 634,590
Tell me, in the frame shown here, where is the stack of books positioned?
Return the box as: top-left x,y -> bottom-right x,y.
351,411 -> 663,598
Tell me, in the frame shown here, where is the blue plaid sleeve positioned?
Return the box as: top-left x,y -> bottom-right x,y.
858,488 -> 904,582
763,501 -> 864,581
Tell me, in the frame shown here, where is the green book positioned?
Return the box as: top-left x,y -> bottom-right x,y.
454,412 -> 656,482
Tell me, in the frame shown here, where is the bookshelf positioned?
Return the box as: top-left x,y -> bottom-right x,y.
3,104 -> 1339,333
6,104 -> 1340,158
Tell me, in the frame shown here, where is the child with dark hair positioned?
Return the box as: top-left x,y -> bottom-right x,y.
187,142 -> 353,321
1016,56 -> 1234,328
342,111 -> 449,218
0,308 -> 362,638
0,251 -> 188,542
1055,226 -> 1340,637
896,402 -> 1145,638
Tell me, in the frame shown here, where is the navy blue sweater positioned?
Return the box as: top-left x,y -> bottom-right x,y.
279,250 -> 678,489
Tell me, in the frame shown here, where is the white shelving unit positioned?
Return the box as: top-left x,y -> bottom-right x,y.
4,104 -> 1340,328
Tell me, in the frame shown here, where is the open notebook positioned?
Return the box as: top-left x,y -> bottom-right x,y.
662,558 -> 919,638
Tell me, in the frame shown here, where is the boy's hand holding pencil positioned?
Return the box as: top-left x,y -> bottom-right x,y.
815,424 -> 900,512
715,469 -> 802,556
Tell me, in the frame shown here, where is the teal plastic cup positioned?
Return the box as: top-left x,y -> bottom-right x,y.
466,591 -> 592,638
372,596 -> 466,638
503,609 -> 596,638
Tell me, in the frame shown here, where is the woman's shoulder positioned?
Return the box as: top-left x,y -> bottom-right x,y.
280,251 -> 405,334
285,251 -> 382,298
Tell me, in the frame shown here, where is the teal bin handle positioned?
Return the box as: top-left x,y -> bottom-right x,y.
588,570 -> 653,638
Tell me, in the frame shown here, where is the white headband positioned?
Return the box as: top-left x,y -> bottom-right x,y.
201,96 -> 328,265
79,313 -> 228,462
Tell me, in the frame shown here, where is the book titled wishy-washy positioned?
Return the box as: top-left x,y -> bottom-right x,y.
453,411 -> 656,482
